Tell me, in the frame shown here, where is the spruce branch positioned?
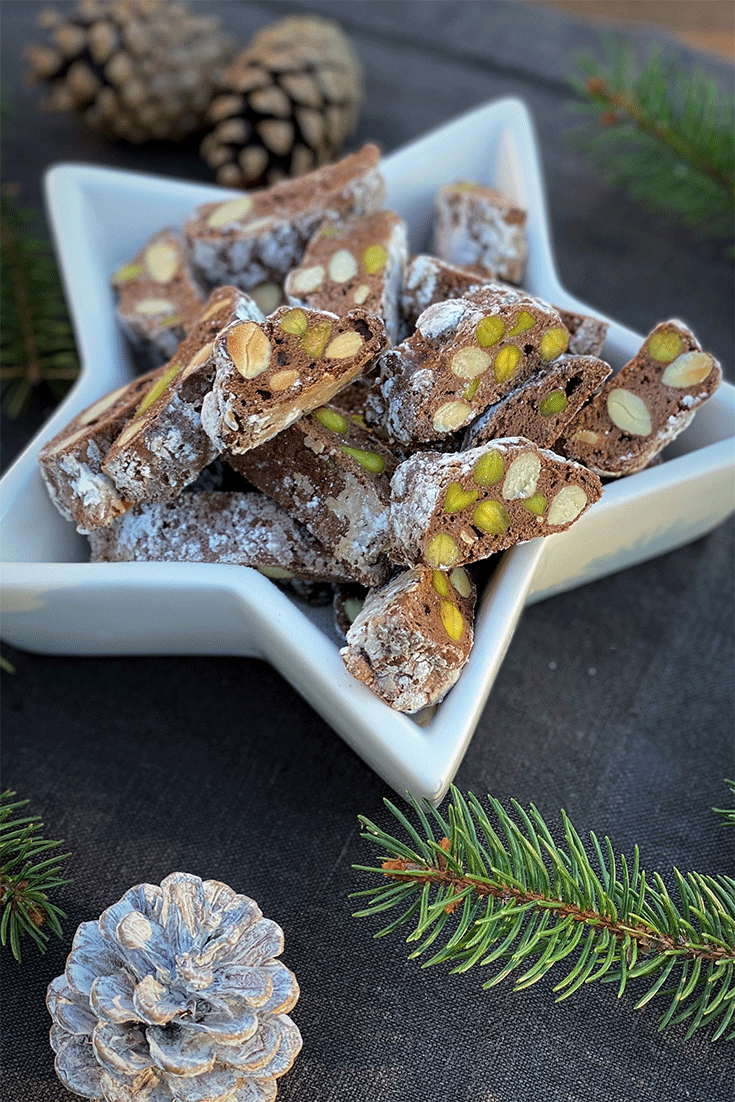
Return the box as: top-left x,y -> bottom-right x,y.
713,780 -> 735,827
352,787 -> 735,1040
570,41 -> 735,239
0,790 -> 71,963
0,187 -> 79,418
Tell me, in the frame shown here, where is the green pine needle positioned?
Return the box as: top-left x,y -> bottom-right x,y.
0,790 -> 71,963
570,41 -> 735,240
713,780 -> 735,827
352,787 -> 735,1040
1,188 -> 79,418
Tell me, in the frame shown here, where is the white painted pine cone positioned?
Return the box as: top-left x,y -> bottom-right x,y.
46,872 -> 301,1101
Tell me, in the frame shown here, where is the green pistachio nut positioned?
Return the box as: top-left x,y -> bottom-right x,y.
539,327 -> 569,362
493,344 -> 521,383
539,389 -> 567,417
476,315 -> 505,348
280,308 -> 308,336
443,481 -> 479,514
507,310 -> 535,337
472,450 -> 505,486
523,493 -> 547,516
314,407 -> 349,433
440,600 -> 464,641
362,244 -> 388,275
425,533 -> 461,569
339,446 -> 385,474
647,326 -> 685,363
473,500 -> 510,535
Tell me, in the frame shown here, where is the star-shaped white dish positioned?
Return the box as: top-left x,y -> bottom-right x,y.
1,98 -> 733,803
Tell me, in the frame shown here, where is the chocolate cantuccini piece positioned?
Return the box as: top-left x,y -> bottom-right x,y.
102,288 -> 264,506
225,402 -> 398,586
183,144 -> 386,292
463,354 -> 612,452
340,565 -> 476,713
285,211 -> 408,344
559,320 -> 722,477
389,438 -> 603,569
374,286 -> 570,446
87,491 -> 356,583
400,255 -> 608,356
112,228 -> 204,371
432,181 -> 528,285
201,306 -> 388,455
38,367 -> 166,534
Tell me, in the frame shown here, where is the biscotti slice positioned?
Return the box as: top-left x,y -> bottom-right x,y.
374,286 -> 570,446
284,211 -> 408,344
201,306 -> 389,454
557,310 -> 609,358
340,564 -> 476,712
112,229 -> 205,370
389,438 -> 603,569
463,354 -> 612,451
87,491 -> 356,583
183,143 -> 385,291
225,403 -> 398,586
432,181 -> 528,285
400,256 -> 608,355
559,320 -> 722,477
38,367 -> 166,534
102,288 -> 264,506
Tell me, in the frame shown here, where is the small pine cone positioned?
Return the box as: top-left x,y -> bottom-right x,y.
25,0 -> 234,143
201,15 -> 363,190
46,872 -> 302,1101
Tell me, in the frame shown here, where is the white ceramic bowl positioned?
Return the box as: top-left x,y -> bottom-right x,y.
1,98 -> 733,802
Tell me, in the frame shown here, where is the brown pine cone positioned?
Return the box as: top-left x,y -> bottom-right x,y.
200,15 -> 364,189
25,0 -> 234,143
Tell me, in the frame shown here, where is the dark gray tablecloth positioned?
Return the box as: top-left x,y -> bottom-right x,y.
1,4 -> 733,1100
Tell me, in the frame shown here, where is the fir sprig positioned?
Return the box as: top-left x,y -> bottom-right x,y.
713,780 -> 735,827
352,788 -> 735,1040
0,188 -> 79,417
0,790 -> 71,962
571,42 -> 735,239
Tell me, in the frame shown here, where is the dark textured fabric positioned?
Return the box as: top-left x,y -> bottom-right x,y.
1,4 -> 733,1100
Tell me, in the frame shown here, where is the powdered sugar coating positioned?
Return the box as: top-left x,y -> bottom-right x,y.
88,491 -> 355,582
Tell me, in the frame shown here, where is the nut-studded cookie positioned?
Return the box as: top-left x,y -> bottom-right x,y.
201,306 -> 389,454
183,144 -> 386,292
389,438 -> 603,569
102,288 -> 264,506
88,491 -> 356,583
340,564 -> 476,712
284,210 -> 408,344
400,255 -> 608,356
225,403 -> 398,586
432,181 -> 528,285
559,320 -> 722,477
374,286 -> 570,446
38,367 -> 166,534
463,354 -> 612,452
112,229 -> 205,370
